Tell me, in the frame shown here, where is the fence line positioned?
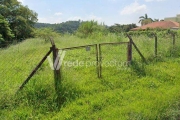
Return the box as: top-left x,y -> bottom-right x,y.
13,33 -> 179,91
1,33 -> 179,107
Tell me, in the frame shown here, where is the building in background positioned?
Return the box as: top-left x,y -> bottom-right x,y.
131,21 -> 179,31
164,14 -> 180,22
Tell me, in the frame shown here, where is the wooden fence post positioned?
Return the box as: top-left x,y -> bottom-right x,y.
95,44 -> 100,78
126,33 -> 147,64
18,49 -> 52,91
172,33 -> 175,47
154,33 -> 158,57
50,39 -> 62,107
127,38 -> 132,64
98,44 -> 102,78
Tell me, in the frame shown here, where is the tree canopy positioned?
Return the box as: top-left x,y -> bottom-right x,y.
108,23 -> 137,33
0,15 -> 14,42
0,0 -> 38,46
35,20 -> 82,34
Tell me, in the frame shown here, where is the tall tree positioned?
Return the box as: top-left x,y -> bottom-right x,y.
0,15 -> 14,43
139,14 -> 153,26
0,0 -> 38,42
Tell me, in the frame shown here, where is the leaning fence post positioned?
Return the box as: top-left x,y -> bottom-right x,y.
50,39 -> 62,107
18,49 -> 52,92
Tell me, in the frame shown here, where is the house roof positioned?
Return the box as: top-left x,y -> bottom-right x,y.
131,21 -> 180,31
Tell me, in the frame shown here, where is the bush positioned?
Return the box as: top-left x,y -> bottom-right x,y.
34,28 -> 60,41
76,20 -> 107,38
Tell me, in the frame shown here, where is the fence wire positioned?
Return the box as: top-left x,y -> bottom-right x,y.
131,34 -> 180,61
1,34 -> 180,99
59,44 -> 98,82
0,39 -> 54,98
99,42 -> 129,77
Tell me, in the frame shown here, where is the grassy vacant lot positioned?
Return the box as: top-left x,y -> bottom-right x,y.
0,33 -> 180,120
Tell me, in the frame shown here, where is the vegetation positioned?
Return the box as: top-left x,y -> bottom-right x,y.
35,20 -> 82,34
34,28 -> 60,41
139,14 -> 153,26
76,20 -> 108,38
0,0 -> 38,46
1,32 -> 180,119
1,1 -> 180,119
108,23 -> 137,33
128,28 -> 178,38
34,21 -> 138,38
0,15 -> 14,43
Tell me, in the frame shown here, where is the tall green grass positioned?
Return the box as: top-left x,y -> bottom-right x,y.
1,33 -> 180,119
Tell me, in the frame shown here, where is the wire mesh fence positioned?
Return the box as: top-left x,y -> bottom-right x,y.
1,33 -> 180,100
99,42 -> 129,77
130,34 -> 180,61
0,39 -> 54,97
130,35 -> 155,61
59,44 -> 99,82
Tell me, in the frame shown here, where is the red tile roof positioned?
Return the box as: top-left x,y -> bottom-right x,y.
131,21 -> 180,31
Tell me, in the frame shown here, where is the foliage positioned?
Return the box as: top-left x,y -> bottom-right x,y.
177,29 -> 180,36
34,20 -> 82,34
76,20 -> 108,38
139,14 -> 153,26
34,28 -> 60,41
1,34 -> 180,119
128,29 -> 178,38
0,0 -> 38,44
0,34 -> 3,41
0,15 -> 14,42
108,23 -> 137,33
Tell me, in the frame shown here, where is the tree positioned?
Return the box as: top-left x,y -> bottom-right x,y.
0,15 -> 14,43
34,21 -> 82,34
108,23 -> 137,33
34,28 -> 60,41
76,20 -> 107,38
0,0 -> 38,42
139,14 -> 153,26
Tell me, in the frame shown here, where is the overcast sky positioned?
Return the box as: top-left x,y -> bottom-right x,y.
18,0 -> 180,26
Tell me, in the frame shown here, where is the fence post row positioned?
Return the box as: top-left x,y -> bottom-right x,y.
18,35 -> 147,93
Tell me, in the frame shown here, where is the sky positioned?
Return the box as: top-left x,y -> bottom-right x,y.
17,0 -> 180,26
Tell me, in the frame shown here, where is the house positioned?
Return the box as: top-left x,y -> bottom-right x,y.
164,14 -> 180,22
131,21 -> 180,31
